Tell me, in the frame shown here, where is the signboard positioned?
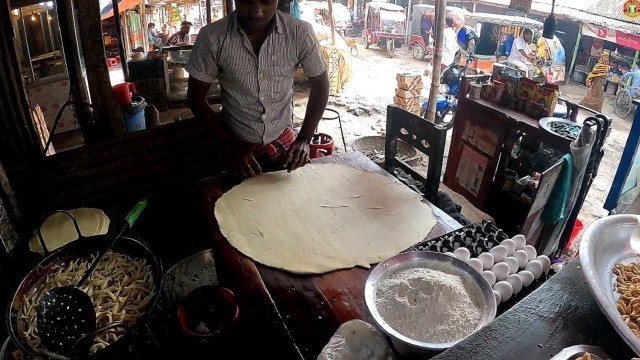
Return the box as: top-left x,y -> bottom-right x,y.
582,23 -> 640,51
509,0 -> 532,13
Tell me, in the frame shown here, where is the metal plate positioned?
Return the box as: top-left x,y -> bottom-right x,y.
364,251 -> 496,355
580,215 -> 640,356
539,117 -> 583,141
550,345 -> 610,360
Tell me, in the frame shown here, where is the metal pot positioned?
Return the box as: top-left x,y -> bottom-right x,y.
7,236 -> 163,359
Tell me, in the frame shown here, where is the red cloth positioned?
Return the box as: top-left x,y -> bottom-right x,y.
255,127 -> 296,161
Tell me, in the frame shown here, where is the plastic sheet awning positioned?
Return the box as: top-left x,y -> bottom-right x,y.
101,0 -> 143,20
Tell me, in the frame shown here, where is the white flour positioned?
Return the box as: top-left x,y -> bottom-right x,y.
375,267 -> 482,343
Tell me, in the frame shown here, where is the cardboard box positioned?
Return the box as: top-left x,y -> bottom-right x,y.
395,88 -> 421,98
396,73 -> 423,91
393,95 -> 421,108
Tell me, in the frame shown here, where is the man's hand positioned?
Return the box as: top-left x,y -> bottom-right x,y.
283,139 -> 310,173
230,147 -> 262,178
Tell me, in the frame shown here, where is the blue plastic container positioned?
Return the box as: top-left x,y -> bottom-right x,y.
123,96 -> 147,132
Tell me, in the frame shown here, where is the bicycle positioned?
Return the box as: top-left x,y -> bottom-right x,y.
614,83 -> 639,118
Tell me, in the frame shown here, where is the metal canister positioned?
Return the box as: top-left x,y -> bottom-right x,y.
470,83 -> 482,99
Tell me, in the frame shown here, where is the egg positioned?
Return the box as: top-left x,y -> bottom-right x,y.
512,234 -> 526,250
503,257 -> 519,274
482,270 -> 496,286
524,245 -> 538,261
491,262 -> 510,281
518,270 -> 535,287
444,252 -> 456,258
453,247 -> 471,262
525,260 -> 543,279
505,274 -> 523,294
536,255 -> 551,274
501,239 -> 516,256
513,250 -> 529,268
478,252 -> 495,270
489,245 -> 508,262
493,281 -> 513,302
467,258 -> 483,273
493,290 -> 502,305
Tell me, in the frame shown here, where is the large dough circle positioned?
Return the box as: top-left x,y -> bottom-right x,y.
215,163 -> 437,274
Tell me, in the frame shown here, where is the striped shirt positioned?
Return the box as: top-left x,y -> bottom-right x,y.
185,11 -> 326,144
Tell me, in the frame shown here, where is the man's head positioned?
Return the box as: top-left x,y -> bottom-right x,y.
148,22 -> 155,30
445,17 -> 454,28
522,28 -> 533,43
235,0 -> 278,33
180,21 -> 192,35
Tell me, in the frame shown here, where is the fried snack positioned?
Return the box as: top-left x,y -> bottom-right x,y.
614,263 -> 640,338
576,353 -> 592,360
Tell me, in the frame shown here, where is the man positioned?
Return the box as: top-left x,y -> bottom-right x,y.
167,21 -> 192,45
420,13 -> 432,48
507,28 -> 535,73
604,62 -> 624,93
441,17 -> 459,71
186,0 -> 330,178
622,65 -> 640,98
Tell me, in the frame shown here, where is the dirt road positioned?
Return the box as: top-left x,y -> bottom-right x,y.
294,41 -> 632,232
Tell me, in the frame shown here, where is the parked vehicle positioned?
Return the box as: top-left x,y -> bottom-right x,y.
409,4 -> 469,61
363,2 -> 406,57
461,13 -> 564,83
300,1 -> 353,37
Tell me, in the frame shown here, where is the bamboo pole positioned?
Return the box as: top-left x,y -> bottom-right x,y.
426,0 -> 445,124
112,0 -> 129,80
568,23 -> 582,78
328,0 -> 336,45
206,0 -> 211,23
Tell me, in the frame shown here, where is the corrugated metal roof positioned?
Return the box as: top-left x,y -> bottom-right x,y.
477,0 -> 640,35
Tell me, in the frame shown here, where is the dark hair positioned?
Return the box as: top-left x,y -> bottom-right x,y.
523,28 -> 533,37
181,21 -> 192,26
446,17 -> 454,27
148,22 -> 155,29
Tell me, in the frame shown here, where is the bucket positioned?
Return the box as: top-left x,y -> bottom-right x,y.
123,96 -> 147,132
310,133 -> 334,159
112,82 -> 137,108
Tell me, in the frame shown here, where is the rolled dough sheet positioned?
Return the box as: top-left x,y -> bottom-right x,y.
214,163 -> 437,274
29,208 -> 111,254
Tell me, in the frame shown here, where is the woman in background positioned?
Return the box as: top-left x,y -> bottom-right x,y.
579,51 -> 610,112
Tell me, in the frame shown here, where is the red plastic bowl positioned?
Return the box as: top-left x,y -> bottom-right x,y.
177,285 -> 240,339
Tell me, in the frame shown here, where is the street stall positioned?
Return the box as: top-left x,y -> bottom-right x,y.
2,2 -> 640,360
442,67 -> 610,256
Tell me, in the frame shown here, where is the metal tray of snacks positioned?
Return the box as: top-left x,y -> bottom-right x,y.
580,214 -> 640,356
550,345 -> 610,359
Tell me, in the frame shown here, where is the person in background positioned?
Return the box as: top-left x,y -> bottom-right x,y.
420,13 -> 432,48
186,0 -> 329,178
622,65 -> 640,98
579,51 -> 610,112
604,61 -> 624,93
441,17 -> 459,71
147,23 -> 163,49
507,28 -> 535,74
167,21 -> 193,45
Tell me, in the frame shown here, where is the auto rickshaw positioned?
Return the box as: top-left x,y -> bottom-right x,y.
409,4 -> 468,61
461,13 -> 566,84
363,2 -> 406,57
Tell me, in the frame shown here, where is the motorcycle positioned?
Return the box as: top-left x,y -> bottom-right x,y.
420,55 -> 477,127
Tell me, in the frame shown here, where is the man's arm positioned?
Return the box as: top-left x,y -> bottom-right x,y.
297,72 -> 330,143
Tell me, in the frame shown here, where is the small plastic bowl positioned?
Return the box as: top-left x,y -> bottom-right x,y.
177,285 -> 240,341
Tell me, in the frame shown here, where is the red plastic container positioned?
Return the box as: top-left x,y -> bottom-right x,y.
112,82 -> 137,108
564,218 -> 585,252
177,285 -> 240,343
310,133 -> 334,159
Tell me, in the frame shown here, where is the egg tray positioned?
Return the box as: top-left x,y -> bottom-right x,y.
404,220 -> 554,314
406,220 -> 509,256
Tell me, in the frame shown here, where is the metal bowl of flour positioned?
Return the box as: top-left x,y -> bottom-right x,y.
364,251 -> 496,356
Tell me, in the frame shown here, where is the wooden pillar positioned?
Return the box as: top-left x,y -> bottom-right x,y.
55,0 -> 94,140
328,0 -> 335,45
0,0 -> 41,166
568,23 -> 582,78
206,0 -> 211,23
224,0 -> 233,16
112,0 -> 129,80
75,0 -> 126,137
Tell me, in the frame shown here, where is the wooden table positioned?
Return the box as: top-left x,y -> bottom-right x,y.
200,152 -> 461,359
